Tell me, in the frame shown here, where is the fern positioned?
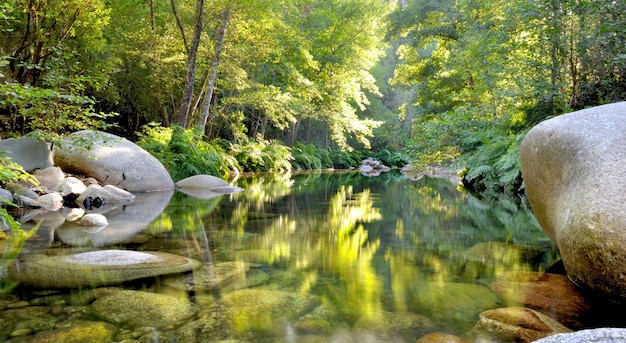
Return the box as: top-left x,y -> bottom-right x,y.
137,124 -> 239,181
230,137 -> 292,173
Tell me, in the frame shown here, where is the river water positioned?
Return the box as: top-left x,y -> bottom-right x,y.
1,170 -> 559,342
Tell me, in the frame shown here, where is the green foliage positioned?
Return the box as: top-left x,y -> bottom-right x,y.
290,143 -> 404,171
229,136 -> 293,173
291,143 -> 324,170
366,149 -> 409,168
0,82 -> 117,138
137,124 -> 238,181
456,124 -> 527,196
0,154 -> 38,187
327,148 -> 362,169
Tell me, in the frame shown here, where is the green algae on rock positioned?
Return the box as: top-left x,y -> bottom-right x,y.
91,290 -> 196,329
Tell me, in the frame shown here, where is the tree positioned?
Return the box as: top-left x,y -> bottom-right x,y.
197,7 -> 230,131
1,0 -> 109,87
177,0 -> 205,127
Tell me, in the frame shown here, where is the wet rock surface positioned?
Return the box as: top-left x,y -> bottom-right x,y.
352,310 -> 436,341
471,307 -> 572,343
7,250 -> 201,288
54,130 -> 175,192
521,101 -> 626,299
91,290 -> 196,328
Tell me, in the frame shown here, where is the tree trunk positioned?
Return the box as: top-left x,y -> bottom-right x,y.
149,0 -> 155,30
176,0 -> 204,128
197,8 -> 231,131
170,0 -> 188,52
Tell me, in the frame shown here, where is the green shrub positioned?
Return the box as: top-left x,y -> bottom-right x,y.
229,136 -> 293,173
291,143 -> 323,170
0,82 -> 117,139
456,124 -> 526,196
137,124 -> 238,181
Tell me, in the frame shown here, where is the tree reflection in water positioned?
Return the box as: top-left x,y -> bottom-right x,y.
151,170 -> 556,336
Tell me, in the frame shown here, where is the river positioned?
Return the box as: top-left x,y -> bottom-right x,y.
0,170 -> 559,342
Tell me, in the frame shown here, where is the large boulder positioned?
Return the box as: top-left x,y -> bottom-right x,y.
520,101 -> 626,299
0,137 -> 54,172
54,130 -> 174,192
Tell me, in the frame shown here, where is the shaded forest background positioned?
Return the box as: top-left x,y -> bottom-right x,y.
1,0 -> 625,194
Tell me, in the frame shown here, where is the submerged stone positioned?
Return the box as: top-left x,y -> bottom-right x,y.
7,250 -> 202,288
91,290 -> 196,328
353,310 -> 436,342
162,261 -> 249,291
27,320 -> 118,343
407,281 -> 500,331
221,288 -> 320,336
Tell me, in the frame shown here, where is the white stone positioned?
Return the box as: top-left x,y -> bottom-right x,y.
79,213 -> 108,227
55,176 -> 86,195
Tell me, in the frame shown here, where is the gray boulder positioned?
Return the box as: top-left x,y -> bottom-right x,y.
0,137 -> 54,172
33,166 -> 65,191
54,130 -> 174,192
534,328 -> 626,343
175,174 -> 244,199
520,101 -> 626,299
55,176 -> 87,196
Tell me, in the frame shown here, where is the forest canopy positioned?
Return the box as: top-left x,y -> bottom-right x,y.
1,0 -> 625,189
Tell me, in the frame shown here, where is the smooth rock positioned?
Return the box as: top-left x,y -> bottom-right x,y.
489,272 -> 593,329
92,290 -> 196,328
60,207 -> 86,221
175,175 -> 244,199
0,137 -> 54,172
6,182 -> 38,198
175,174 -> 230,189
55,176 -> 87,196
416,332 -> 471,343
533,328 -> 626,343
162,261 -> 249,291
79,213 -> 108,227
520,101 -> 626,299
36,192 -> 64,211
0,188 -> 12,203
352,310 -> 435,342
221,288 -> 320,335
54,130 -> 174,192
407,281 -> 500,331
75,184 -> 135,205
27,320 -> 118,343
7,250 -> 202,288
33,166 -> 65,191
471,307 -> 572,343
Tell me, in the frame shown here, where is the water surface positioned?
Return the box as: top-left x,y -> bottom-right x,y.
1,170 -> 558,342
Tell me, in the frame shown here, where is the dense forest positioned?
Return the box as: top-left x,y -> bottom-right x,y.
1,0 -> 625,194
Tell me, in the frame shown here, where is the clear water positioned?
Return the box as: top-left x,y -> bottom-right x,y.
1,171 -> 558,342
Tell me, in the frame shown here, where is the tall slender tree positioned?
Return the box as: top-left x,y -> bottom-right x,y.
177,0 -> 204,127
